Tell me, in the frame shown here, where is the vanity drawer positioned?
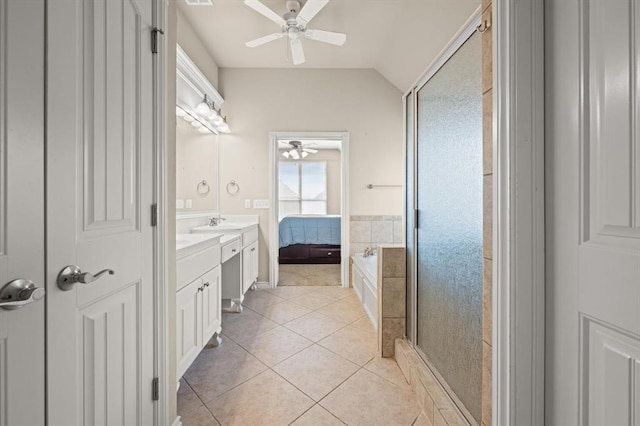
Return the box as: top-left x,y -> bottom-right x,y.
221,239 -> 241,263
242,227 -> 259,246
177,244 -> 221,291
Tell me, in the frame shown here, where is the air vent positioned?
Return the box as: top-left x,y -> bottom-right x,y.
184,0 -> 213,5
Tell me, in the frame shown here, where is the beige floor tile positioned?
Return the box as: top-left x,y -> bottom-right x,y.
206,370 -> 314,426
291,405 -> 345,426
310,286 -> 354,300
242,290 -> 285,312
320,369 -> 420,426
264,286 -> 316,300
177,379 -> 219,426
364,356 -> 410,389
351,315 -> 376,332
317,298 -> 366,324
235,326 -> 312,366
289,292 -> 336,310
183,338 -> 268,404
318,324 -> 377,366
221,308 -> 278,343
279,264 -> 342,286
413,412 -> 433,426
284,311 -> 347,342
250,300 -> 312,324
273,345 -> 359,401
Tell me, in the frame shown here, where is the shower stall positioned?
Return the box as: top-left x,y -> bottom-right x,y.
405,22 -> 484,424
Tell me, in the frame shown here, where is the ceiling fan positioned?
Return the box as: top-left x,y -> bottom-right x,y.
282,140 -> 318,159
244,0 -> 347,65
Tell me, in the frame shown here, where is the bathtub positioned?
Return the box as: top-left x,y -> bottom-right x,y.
351,253 -> 378,328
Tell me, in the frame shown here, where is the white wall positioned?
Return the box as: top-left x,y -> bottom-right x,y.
176,7 -> 219,89
218,68 -> 404,282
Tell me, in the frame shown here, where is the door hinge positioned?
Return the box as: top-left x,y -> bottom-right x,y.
151,203 -> 158,227
152,377 -> 159,401
151,27 -> 164,54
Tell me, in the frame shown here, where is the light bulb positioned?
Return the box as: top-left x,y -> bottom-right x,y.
208,109 -> 219,120
198,127 -> 210,134
196,101 -> 210,115
212,115 -> 224,126
218,122 -> 230,133
176,106 -> 186,117
301,151 -> 309,158
183,115 -> 194,122
191,120 -> 202,128
283,151 -> 291,158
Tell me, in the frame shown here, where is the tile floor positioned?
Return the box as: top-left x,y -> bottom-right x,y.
178,286 -> 422,426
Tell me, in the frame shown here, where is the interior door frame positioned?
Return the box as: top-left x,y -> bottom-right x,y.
494,0 -> 545,424
268,131 -> 350,288
152,0 -> 169,424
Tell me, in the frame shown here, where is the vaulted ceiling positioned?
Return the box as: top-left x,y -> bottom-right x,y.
177,0 -> 480,92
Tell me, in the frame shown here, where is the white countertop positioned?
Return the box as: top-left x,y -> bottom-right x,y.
191,221 -> 258,234
220,233 -> 241,245
176,232 -> 223,259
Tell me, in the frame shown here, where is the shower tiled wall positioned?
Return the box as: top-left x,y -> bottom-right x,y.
349,215 -> 403,255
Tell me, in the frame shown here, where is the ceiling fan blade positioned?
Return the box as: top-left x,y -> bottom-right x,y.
245,33 -> 284,48
244,0 -> 286,27
303,148 -> 318,154
304,29 -> 346,46
290,39 -> 306,65
296,0 -> 329,26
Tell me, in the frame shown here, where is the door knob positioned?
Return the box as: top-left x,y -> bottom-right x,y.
0,279 -> 46,310
57,265 -> 115,291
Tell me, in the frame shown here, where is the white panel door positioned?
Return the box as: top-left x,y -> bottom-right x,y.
46,0 -> 155,424
0,1 -> 46,424
547,0 -> 640,424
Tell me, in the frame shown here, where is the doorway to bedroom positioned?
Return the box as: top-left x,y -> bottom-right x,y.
269,132 -> 350,288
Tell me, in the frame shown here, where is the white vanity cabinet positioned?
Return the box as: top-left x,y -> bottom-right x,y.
242,240 -> 259,294
176,234 -> 222,379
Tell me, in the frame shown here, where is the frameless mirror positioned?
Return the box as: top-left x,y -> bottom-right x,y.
176,117 -> 219,213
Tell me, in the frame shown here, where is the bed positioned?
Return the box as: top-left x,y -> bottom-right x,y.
278,215 -> 341,264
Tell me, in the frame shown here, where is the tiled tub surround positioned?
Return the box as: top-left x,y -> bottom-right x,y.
349,215 -> 403,255
177,286 -> 422,425
352,246 -> 407,359
377,246 -> 406,358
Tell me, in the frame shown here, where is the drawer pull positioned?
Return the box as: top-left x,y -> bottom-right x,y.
328,252 -> 332,256
203,282 -> 210,287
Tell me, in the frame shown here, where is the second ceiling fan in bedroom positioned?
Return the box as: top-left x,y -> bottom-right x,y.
244,0 -> 347,65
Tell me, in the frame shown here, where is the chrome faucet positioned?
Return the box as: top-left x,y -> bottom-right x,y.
363,246 -> 376,257
209,216 -> 226,226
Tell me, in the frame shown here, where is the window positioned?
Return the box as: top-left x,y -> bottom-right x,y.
278,161 -> 327,220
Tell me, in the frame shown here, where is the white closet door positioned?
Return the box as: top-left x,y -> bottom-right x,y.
46,0 -> 155,424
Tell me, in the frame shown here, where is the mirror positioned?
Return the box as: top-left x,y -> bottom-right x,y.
176,118 -> 219,213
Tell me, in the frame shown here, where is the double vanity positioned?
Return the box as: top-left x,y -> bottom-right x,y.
175,216 -> 259,379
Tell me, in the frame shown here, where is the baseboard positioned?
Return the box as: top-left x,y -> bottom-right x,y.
256,281 -> 270,289
171,416 -> 182,426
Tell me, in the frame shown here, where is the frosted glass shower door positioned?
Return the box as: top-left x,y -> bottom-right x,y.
415,31 -> 483,422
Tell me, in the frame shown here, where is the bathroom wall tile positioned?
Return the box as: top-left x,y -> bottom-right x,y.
371,220 -> 394,243
482,7 -> 493,94
350,220 -> 371,243
483,176 -> 493,259
483,258 -> 493,345
482,341 -> 492,426
382,247 -> 406,278
349,243 -> 369,256
351,215 -> 383,221
380,318 -> 405,357
393,220 -> 404,243
483,90 -> 493,176
381,278 -> 406,318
